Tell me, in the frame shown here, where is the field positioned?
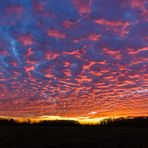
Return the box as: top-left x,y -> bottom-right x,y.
0,126 -> 148,148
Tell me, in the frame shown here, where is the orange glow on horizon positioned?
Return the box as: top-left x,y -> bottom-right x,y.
1,113 -> 148,125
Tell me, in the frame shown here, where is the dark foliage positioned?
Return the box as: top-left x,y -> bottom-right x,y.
0,118 -> 81,127
0,118 -> 18,126
0,117 -> 148,127
33,120 -> 81,127
99,117 -> 148,127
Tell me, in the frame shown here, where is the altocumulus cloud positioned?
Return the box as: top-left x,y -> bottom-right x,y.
0,0 -> 148,118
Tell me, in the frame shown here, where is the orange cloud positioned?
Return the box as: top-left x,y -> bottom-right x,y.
48,29 -> 66,39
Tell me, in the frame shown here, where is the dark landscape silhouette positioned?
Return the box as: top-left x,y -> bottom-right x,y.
0,117 -> 148,148
0,116 -> 148,127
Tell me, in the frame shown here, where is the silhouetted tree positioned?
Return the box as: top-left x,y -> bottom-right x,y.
99,117 -> 148,127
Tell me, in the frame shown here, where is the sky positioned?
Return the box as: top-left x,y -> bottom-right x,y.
0,0 -> 148,121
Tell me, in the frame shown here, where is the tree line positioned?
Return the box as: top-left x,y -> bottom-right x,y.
0,117 -> 147,127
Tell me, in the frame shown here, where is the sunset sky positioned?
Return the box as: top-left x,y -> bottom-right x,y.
0,0 -> 148,122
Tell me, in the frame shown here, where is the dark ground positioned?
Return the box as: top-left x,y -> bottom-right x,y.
0,126 -> 148,148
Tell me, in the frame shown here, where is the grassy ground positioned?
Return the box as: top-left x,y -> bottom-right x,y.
0,126 -> 148,148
